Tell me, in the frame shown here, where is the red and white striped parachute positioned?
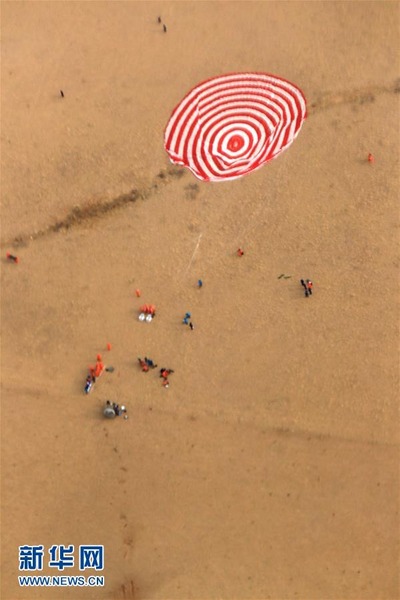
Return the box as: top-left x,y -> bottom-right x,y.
164,73 -> 307,182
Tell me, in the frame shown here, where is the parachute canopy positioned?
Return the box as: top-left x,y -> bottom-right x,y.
164,72 -> 307,182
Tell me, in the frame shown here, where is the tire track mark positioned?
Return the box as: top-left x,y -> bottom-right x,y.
308,79 -> 399,114
1,166 -> 186,249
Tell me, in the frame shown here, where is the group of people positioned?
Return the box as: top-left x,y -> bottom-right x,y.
138,357 -> 174,388
138,357 -> 157,372
140,304 -> 156,316
138,304 -> 157,323
88,275 -> 313,419
182,312 -> 194,329
104,400 -> 128,419
84,354 -> 105,393
82,354 -> 127,420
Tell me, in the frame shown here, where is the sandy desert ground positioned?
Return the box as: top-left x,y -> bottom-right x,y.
1,1 -> 399,599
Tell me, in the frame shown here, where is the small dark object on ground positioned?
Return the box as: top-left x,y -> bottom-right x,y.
6,252 -> 19,263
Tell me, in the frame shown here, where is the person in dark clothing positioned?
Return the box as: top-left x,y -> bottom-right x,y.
144,357 -> 157,368
300,279 -> 313,297
300,279 -> 309,297
113,403 -> 123,416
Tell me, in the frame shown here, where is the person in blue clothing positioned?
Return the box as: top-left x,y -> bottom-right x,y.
84,374 -> 94,394
145,357 -> 157,369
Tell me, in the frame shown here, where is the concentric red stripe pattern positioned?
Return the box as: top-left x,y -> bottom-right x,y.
164,73 -> 307,182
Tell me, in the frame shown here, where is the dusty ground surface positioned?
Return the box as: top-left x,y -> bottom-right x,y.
1,1 -> 399,599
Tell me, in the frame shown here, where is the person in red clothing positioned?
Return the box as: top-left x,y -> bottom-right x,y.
160,368 -> 174,379
92,354 -> 105,377
138,358 -> 149,372
94,362 -> 105,377
140,304 -> 156,315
